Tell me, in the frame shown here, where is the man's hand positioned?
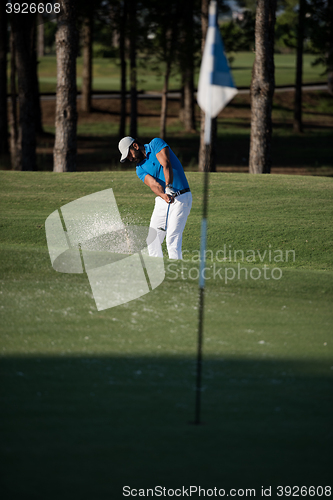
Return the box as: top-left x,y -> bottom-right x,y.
162,193 -> 174,204
165,185 -> 178,197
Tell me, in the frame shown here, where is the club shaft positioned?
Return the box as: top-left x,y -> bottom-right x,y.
165,202 -> 170,230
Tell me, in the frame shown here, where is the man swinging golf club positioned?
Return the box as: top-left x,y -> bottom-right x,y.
118,137 -> 192,260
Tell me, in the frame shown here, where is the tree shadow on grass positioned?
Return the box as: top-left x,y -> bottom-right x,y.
272,103 -> 333,119
0,356 -> 332,500
32,130 -> 333,173
90,107 -> 120,117
303,110 -> 333,118
228,102 -> 251,110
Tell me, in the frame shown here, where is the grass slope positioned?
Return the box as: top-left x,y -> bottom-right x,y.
0,172 -> 332,499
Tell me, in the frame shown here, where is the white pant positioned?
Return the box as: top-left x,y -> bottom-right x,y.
147,192 -> 192,260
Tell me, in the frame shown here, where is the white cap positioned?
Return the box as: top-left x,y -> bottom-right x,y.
118,136 -> 135,163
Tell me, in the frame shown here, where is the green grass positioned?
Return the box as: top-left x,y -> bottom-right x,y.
7,53 -> 327,94
229,52 -> 328,87
0,172 -> 332,499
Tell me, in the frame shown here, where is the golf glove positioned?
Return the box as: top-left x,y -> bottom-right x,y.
165,185 -> 178,197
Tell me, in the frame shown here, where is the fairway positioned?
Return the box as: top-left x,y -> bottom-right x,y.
7,53 -> 327,94
0,172 -> 332,499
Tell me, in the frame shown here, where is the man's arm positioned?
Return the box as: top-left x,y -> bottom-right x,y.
156,147 -> 173,187
144,174 -> 174,203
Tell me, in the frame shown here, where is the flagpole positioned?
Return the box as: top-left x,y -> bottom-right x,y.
194,113 -> 211,425
193,0 -> 238,425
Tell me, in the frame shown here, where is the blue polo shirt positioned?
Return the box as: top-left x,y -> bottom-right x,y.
136,138 -> 189,191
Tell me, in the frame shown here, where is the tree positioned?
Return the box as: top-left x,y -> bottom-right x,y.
53,0 -> 78,172
37,14 -> 44,58
44,19 -> 58,53
158,9 -> 180,140
220,9 -> 255,56
307,0 -> 333,95
274,0 -> 298,53
0,7 -> 9,156
327,0 -> 333,94
273,1 -> 306,132
178,0 -> 198,133
10,7 -> 37,171
183,10 -> 196,133
273,0 -> 305,132
128,0 -> 137,138
159,26 -> 175,141
144,0 -> 181,140
294,0 -> 305,132
32,18 -> 44,135
249,0 -> 277,174
9,30 -> 20,170
78,0 -> 104,114
81,15 -> 93,113
109,0 -> 146,139
118,0 -> 127,138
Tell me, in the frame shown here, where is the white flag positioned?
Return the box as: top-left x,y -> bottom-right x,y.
197,1 -> 238,120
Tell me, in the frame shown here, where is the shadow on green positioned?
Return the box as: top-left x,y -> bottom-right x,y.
1,355 -> 332,499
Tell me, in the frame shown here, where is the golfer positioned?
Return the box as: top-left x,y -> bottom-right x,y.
118,137 -> 192,260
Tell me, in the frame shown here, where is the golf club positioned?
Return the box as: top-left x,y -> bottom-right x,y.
158,201 -> 171,232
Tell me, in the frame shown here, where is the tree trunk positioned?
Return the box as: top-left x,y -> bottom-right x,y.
183,68 -> 196,132
32,19 -> 43,135
293,0 -> 305,133
0,7 -> 9,155
129,0 -> 137,138
12,11 -> 37,171
37,15 -> 44,59
119,0 -> 127,138
198,0 -> 216,172
81,16 -> 93,113
9,31 -> 20,170
160,62 -> 170,140
179,80 -> 184,122
249,0 -> 277,174
181,0 -> 196,133
327,0 -> 333,95
199,114 -> 217,172
159,16 -> 178,141
53,0 -> 78,172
